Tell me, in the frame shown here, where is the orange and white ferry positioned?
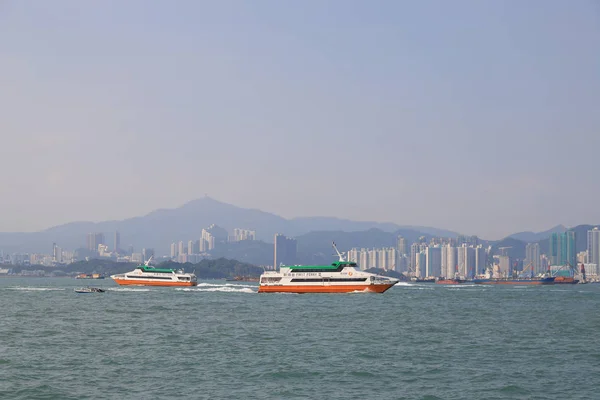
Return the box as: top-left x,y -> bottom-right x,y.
110,258 -> 197,287
258,243 -> 398,294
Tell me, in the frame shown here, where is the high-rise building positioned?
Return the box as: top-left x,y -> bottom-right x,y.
415,252 -> 426,278
368,249 -> 377,269
540,254 -> 549,273
187,240 -> 201,255
170,242 -> 178,259
474,245 -> 486,276
376,248 -> 397,271
425,246 -> 442,277
231,228 -> 256,242
499,255 -> 512,277
347,248 -> 360,263
201,224 -> 228,250
142,248 -> 154,262
549,232 -> 576,266
273,234 -> 297,269
525,243 -> 540,274
397,236 -> 407,256
386,248 -> 397,270
178,241 -> 186,257
359,249 -> 368,271
52,243 -> 62,264
445,245 -> 458,278
457,245 -> 476,278
86,233 -> 105,252
410,243 -> 420,272
114,231 -> 121,252
587,228 -> 600,270
378,249 -> 388,270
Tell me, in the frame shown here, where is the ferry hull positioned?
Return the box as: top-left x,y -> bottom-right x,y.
112,278 -> 197,287
258,283 -> 396,294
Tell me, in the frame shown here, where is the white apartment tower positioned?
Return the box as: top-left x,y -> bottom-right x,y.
397,236 -> 407,255
347,248 -> 360,264
475,245 -> 486,276
416,252 -> 426,278
359,250 -> 369,271
425,246 -> 442,277
587,228 -> 600,270
368,249 -> 378,269
525,242 -> 541,274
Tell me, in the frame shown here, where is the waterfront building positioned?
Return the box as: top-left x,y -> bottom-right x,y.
415,252 -> 426,278
456,245 -> 476,278
425,246 -> 442,277
475,245 -> 486,276
410,243 -> 420,272
549,231 -> 576,267
396,254 -> 408,273
525,242 -> 541,274
587,228 -> 600,270
499,255 -> 512,277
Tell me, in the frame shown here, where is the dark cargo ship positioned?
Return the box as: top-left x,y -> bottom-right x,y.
473,277 -> 555,285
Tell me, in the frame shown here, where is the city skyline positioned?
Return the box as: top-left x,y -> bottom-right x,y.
1,1 -> 599,238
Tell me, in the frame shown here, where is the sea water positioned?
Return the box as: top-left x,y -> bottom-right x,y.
1,278 -> 599,399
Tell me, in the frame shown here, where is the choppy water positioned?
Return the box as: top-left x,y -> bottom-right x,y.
1,278 -> 599,400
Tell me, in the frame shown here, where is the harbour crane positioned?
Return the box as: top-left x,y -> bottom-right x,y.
518,261 -> 534,278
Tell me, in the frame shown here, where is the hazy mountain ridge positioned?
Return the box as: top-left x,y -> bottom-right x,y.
0,198 -> 458,254
508,225 -> 567,242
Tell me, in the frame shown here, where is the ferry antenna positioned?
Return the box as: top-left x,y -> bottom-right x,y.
332,242 -> 346,262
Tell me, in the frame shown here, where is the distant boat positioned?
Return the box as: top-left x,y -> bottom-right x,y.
226,276 -> 259,282
110,257 -> 197,287
74,287 -> 105,293
411,277 -> 436,283
435,277 -> 467,285
76,273 -> 105,279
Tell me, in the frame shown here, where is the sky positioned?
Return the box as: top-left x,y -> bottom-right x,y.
0,0 -> 599,239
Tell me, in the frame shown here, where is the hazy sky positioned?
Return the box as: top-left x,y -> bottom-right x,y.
1,1 -> 599,239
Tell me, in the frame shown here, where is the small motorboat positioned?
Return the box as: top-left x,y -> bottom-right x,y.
74,287 -> 105,293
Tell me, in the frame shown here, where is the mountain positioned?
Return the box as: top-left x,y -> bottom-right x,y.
0,197 -> 456,255
509,225 -> 567,242
538,224 -> 597,256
